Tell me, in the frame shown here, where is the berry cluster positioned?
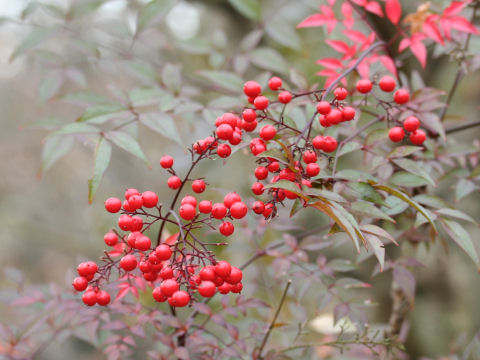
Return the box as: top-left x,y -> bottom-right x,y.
388,116 -> 426,145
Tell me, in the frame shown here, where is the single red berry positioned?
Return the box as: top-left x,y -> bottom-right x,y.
254,166 -> 268,180
250,141 -> 266,156
334,87 -> 348,100
409,129 -> 426,145
278,91 -> 292,104
104,232 -> 118,246
218,282 -> 231,294
224,192 -> 241,208
193,140 -> 205,154
123,199 -> 134,212
388,126 -> 405,142
181,195 -> 197,208
394,89 -> 410,104
302,179 -> 312,188
254,96 -> 269,110
127,231 -> 141,248
169,290 -> 190,307
199,266 -> 216,281
160,279 -> 179,297
142,191 -> 158,208
379,76 -> 396,92
204,136 -> 216,149
167,176 -> 181,189
268,76 -> 282,90
179,204 -> 196,221
212,203 -> 228,219
104,197 -> 122,213
316,101 -> 331,115
243,80 -> 262,97
252,201 -> 265,214
96,291 -> 110,306
356,79 -> 372,93
342,106 -> 355,121
247,96 -> 255,104
82,291 -> 97,306
139,260 -> 153,273
229,131 -> 242,145
225,267 -> 242,284
306,163 -> 320,177
326,108 -> 342,125
73,276 -> 88,291
135,235 -> 151,251
128,195 -> 143,211
263,203 -> 274,217
217,143 -> 231,158
312,136 -> 325,150
155,244 -> 172,261
152,287 -> 167,302
130,216 -> 143,232
216,124 -> 234,140
148,252 -> 160,264
216,113 -> 237,128
199,200 -> 213,214
160,266 -> 174,280
242,108 -> 257,122
267,161 -> 280,173
231,282 -> 243,293
198,281 -> 216,297
160,155 -> 174,168
403,116 -> 420,132
219,221 -> 235,236
230,202 -> 248,219
124,188 -> 139,200
252,182 -> 264,195
143,271 -> 158,281
120,254 -> 137,271
259,125 -> 276,141
302,150 -> 317,164
275,189 -> 286,201
319,115 -> 330,127
323,136 -> 338,153
118,214 -> 133,231
242,119 -> 257,132
215,261 -> 231,278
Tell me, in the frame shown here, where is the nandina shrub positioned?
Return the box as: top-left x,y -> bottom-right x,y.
2,0 -> 480,359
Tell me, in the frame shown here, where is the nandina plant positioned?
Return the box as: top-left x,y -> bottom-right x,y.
2,0 -> 480,359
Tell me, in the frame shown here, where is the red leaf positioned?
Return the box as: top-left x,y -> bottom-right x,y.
365,1 -> 384,17
325,39 -> 350,54
423,15 -> 444,45
316,57 -> 344,69
327,0 -> 337,6
379,55 -> 398,77
108,243 -> 125,257
357,57 -> 371,78
448,16 -> 480,34
343,29 -> 367,44
342,2 -> 355,28
297,14 -> 329,28
398,37 -> 410,52
443,1 -> 470,17
351,0 -> 367,5
410,34 -> 427,68
385,0 -> 401,25
165,232 -> 179,245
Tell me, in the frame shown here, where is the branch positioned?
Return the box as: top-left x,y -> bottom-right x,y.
445,119 -> 480,134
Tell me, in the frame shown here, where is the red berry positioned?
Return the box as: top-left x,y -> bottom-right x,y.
334,87 -> 348,100
342,106 -> 355,121
302,150 -> 317,164
118,214 -> 133,231
218,282 -> 231,294
243,108 -> 257,122
255,166 -> 268,180
252,201 -> 265,214
356,79 -> 372,93
252,182 -> 264,195
267,161 -> 280,172
263,203 -> 274,217
160,279 -> 179,297
247,96 -> 255,104
152,287 -> 167,302
181,195 -> 197,208
231,282 -> 243,293
143,271 -> 158,281
139,260 -> 153,273
323,136 -> 338,153
120,254 -> 137,271
127,231 -> 141,248
198,281 -> 216,297
225,267 -> 242,284
167,176 -> 181,189
250,141 -> 266,156
394,89 -> 410,104
105,197 -> 122,213
326,108 -> 342,125
216,113 -> 237,128
306,163 -> 320,177
104,232 -> 118,246
409,129 -> 426,145
128,195 -> 143,211
179,204 -> 196,221
224,192 -> 241,208
278,91 -> 292,104
160,266 -> 174,280
316,101 -> 331,115
212,203 -> 227,219
82,291 -> 97,306
155,244 -> 172,261
73,276 -> 88,291
217,143 -> 231,158
130,216 -> 143,232
160,155 -> 174,168
125,188 -> 139,200
216,124 -> 234,140
199,200 -> 213,214
243,81 -> 262,97
242,119 -> 257,132
403,116 -> 420,132
148,252 -> 160,264
254,96 -> 269,110
135,235 -> 151,251
379,76 -> 396,92
319,115 -> 330,127
142,191 -> 158,208
219,221 -> 234,236
312,136 -> 325,150
199,266 -> 216,281
268,76 -> 282,91
230,202 -> 247,219
229,131 -> 242,145
215,261 -> 231,278
96,291 -> 110,306
388,127 -> 405,142
259,125 -> 277,141
169,290 -> 190,307
302,179 -> 312,188
122,199 -> 134,212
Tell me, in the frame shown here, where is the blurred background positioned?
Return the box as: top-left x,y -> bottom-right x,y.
0,0 -> 479,359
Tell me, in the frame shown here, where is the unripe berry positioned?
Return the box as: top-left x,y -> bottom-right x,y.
334,87 -> 348,100
142,191 -> 158,208
268,76 -> 282,91
323,136 -> 338,153
181,195 -> 197,208
125,188 -> 139,200
306,163 -> 320,177
388,127 -> 405,142
409,129 -> 426,145
254,96 -> 269,110
169,290 -> 190,307
267,161 -> 280,172
167,176 -> 181,189
199,266 -> 216,281
403,116 -> 420,132
82,291 -> 97,306
199,200 -> 213,214
225,267 -> 242,284
316,101 -> 331,115
160,266 -> 174,280
302,150 -> 317,164
198,281 -> 216,297
224,192 -> 241,208
342,106 -> 355,121
215,261 -> 231,278
212,203 -> 227,219
120,254 -> 137,271
104,232 -> 118,246
278,91 -> 292,104
219,221 -> 234,236
152,287 -> 167,302
130,216 -> 143,232
312,136 -> 325,150
230,202 -> 247,219
379,75 -> 396,92
128,195 -> 143,211
252,201 -> 265,214
217,143 -> 231,158
96,291 -> 110,306
356,79 -> 372,93
242,119 -> 257,132
242,108 -> 257,122
243,80 -> 261,97
179,204 -> 196,221
118,214 -> 133,231
394,89 -> 410,104
160,155 -> 174,168
160,279 -> 179,297
155,244 -> 172,261
252,182 -> 264,195
105,197 -> 122,213
135,235 -> 151,251
73,277 -> 88,291
326,108 -> 342,125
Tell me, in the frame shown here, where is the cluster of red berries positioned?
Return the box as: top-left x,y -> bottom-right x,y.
388,116 -> 426,145
73,261 -> 111,306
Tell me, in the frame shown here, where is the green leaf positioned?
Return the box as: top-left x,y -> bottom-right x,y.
61,91 -> 108,106
249,47 -> 288,74
88,137 -> 112,204
78,104 -> 128,124
38,71 -> 63,103
441,219 -> 479,267
392,158 -> 435,186
361,224 -> 398,245
240,29 -> 264,51
335,169 -> 375,181
137,0 -> 175,32
455,178 -> 476,201
381,195 -> 409,216
338,141 -> 362,157
436,208 -> 476,224
387,146 -> 423,158
228,0 -> 261,21
199,71 -> 244,93
365,128 -> 389,146
365,234 -> 385,271
412,194 -> 449,209
39,136 -> 74,176
347,182 -> 385,205
162,63 -> 182,94
106,131 -> 149,166
256,149 -> 289,164
140,113 -> 183,147
328,259 -> 357,272
307,188 -> 346,203
10,28 -> 55,61
50,123 -> 100,137
351,201 -> 395,223
68,0 -> 103,19
265,17 -> 301,50
390,171 -> 430,187
421,112 -> 445,140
